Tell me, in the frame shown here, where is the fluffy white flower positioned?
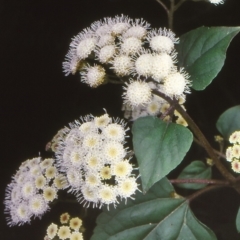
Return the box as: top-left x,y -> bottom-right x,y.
147,28 -> 179,53
96,45 -> 116,64
120,37 -> 142,55
132,51 -> 153,78
209,0 -> 224,5
62,50 -> 83,76
229,131 -> 240,144
94,113 -> 111,129
112,160 -> 133,179
90,19 -> 112,36
4,157 -> 59,226
111,54 -> 133,76
47,223 -> 58,239
118,177 -> 138,199
123,18 -> 150,39
151,53 -> 175,81
97,34 -> 115,47
98,185 -> 117,206
162,69 -> 191,98
102,123 -> 126,142
103,141 -> 126,163
80,184 -> 99,207
76,36 -> 97,59
146,100 -> 162,115
55,113 -> 137,209
110,15 -> 131,36
123,80 -> 152,107
29,194 -> 48,216
80,64 -> 106,88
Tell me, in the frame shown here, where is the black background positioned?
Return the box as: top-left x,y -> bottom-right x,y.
1,0 -> 240,239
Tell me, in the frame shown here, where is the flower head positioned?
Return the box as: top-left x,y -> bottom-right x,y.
4,157 -> 60,226
110,54 -> 133,76
70,217 -> 82,231
151,53 -> 176,81
58,226 -> 71,240
95,44 -> 116,64
232,160 -> 240,173
60,212 -> 70,224
70,232 -> 84,240
55,112 -> 138,208
229,131 -> 240,144
80,64 -> 106,88
123,80 -> 152,107
47,223 -> 58,239
209,0 -> 224,5
122,18 -> 150,39
225,130 -> 240,173
45,213 -> 84,240
147,28 -> 179,53
131,49 -> 153,78
110,15 -> 131,36
70,29 -> 97,60
162,69 -> 191,99
120,37 -> 142,55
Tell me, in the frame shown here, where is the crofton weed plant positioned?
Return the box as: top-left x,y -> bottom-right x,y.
5,0 -> 240,239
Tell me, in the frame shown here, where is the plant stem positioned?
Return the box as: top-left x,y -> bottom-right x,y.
155,0 -> 169,14
193,137 -> 226,159
175,0 -> 187,11
187,184 -> 226,202
170,178 -> 229,185
155,0 -> 188,29
152,89 -> 236,184
169,0 -> 175,30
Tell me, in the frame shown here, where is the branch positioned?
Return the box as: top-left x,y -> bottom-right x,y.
155,0 -> 169,14
187,184 -> 227,202
152,89 -> 236,183
193,137 -> 226,159
174,0 -> 188,11
170,178 -> 229,185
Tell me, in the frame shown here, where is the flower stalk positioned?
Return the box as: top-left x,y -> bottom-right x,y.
152,89 -> 236,184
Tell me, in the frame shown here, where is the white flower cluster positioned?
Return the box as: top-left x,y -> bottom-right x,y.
63,15 -> 191,113
55,113 -> 138,209
4,157 -> 67,226
44,212 -> 84,240
226,131 -> 240,173
209,0 -> 224,5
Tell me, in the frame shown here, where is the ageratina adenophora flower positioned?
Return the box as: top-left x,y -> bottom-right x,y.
63,15 -> 192,121
80,64 -> 106,88
209,0 -> 224,5
4,157 -> 67,226
162,68 -> 191,99
147,28 -> 179,54
225,131 -> 240,173
44,212 -> 84,240
55,112 -> 139,209
122,79 -> 152,107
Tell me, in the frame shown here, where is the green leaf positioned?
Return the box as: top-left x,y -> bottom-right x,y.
132,116 -> 193,193
216,105 -> 240,139
91,178 -> 217,240
236,207 -> 240,233
176,26 -> 240,90
177,160 -> 212,190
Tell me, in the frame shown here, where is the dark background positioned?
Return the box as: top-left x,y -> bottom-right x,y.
1,0 -> 240,239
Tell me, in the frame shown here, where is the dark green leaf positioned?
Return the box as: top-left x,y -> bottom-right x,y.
132,116 -> 193,192
236,207 -> 240,233
177,27 -> 240,90
177,160 -> 212,190
91,178 -> 217,240
216,105 -> 240,139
